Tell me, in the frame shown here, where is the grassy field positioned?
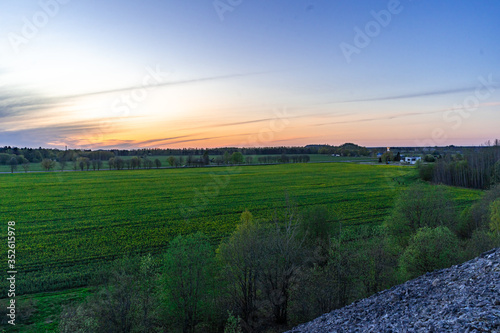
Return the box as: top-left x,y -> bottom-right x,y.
0,162 -> 483,331
0,162 -> 480,296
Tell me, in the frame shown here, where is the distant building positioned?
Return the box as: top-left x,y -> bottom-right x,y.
404,156 -> 422,165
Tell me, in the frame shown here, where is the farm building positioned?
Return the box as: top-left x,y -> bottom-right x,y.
404,156 -> 422,165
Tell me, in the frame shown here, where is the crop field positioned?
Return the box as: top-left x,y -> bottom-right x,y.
0,163 -> 481,298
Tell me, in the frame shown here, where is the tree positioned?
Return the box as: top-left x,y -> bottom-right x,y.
224,312 -> 243,333
490,198 -> 500,236
215,156 -> 224,165
187,155 -> 194,167
260,205 -> 304,325
108,157 -> 115,170
231,152 -> 244,165
131,156 -> 140,169
77,157 -> 90,171
143,157 -> 153,169
223,151 -> 231,164
59,158 -> 67,171
59,255 -> 162,333
22,158 -> 30,173
381,151 -> 394,163
493,160 -> 500,185
59,302 -> 98,332
167,156 -> 176,167
399,226 -> 460,279
163,233 -> 214,333
8,156 -> 18,173
458,184 -> 500,238
298,205 -> 333,265
154,158 -> 161,168
245,156 -> 253,164
202,151 -> 209,165
218,211 -> 263,329
424,154 -> 436,162
41,158 -> 56,171
115,157 -> 124,170
384,183 -> 457,248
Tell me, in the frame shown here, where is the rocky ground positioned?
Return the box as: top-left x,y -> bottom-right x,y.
288,248 -> 500,332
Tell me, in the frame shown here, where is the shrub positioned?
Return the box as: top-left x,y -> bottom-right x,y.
399,226 -> 460,279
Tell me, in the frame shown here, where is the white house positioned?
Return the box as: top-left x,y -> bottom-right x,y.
404,156 -> 421,165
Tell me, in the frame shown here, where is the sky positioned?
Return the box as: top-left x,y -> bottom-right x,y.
1,0 -> 499,149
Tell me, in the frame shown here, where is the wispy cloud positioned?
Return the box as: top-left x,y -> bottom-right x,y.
314,101 -> 500,127
339,86 -> 477,103
61,72 -> 265,100
309,86 -> 481,107
0,71 -> 265,120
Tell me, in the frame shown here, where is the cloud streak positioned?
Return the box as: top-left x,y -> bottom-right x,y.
61,71 -> 266,100
0,71 -> 266,120
339,86 -> 477,103
314,101 -> 500,127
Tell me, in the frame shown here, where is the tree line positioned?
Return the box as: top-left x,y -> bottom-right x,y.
0,142 -> 370,167
418,144 -> 500,189
32,153 -> 312,172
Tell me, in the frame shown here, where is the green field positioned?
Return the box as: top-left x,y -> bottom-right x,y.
0,162 -> 484,331
0,163 -> 480,297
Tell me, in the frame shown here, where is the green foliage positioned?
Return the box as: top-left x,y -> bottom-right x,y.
0,163 -> 478,301
458,184 -> 500,238
418,163 -> 435,181
384,183 -> 457,248
399,226 -> 460,279
59,303 -> 99,333
224,312 -> 243,333
490,198 -> 500,235
218,211 -> 263,326
463,230 -> 498,261
424,154 -> 436,162
381,152 -> 393,163
261,206 -> 304,325
8,157 -> 18,173
230,152 -> 244,164
59,255 -> 161,333
299,205 -> 332,245
40,158 -> 56,171
493,160 -> 500,184
457,206 -> 476,239
163,232 -> 214,332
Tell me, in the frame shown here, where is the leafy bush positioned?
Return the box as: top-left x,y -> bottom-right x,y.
418,163 -> 435,181
385,183 -> 457,248
399,226 -> 460,279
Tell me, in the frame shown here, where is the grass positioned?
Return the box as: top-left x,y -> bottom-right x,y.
0,162 -> 482,330
0,162 -> 415,293
0,288 -> 91,332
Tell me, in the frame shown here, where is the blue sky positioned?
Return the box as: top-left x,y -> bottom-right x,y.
1,0 -> 499,149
